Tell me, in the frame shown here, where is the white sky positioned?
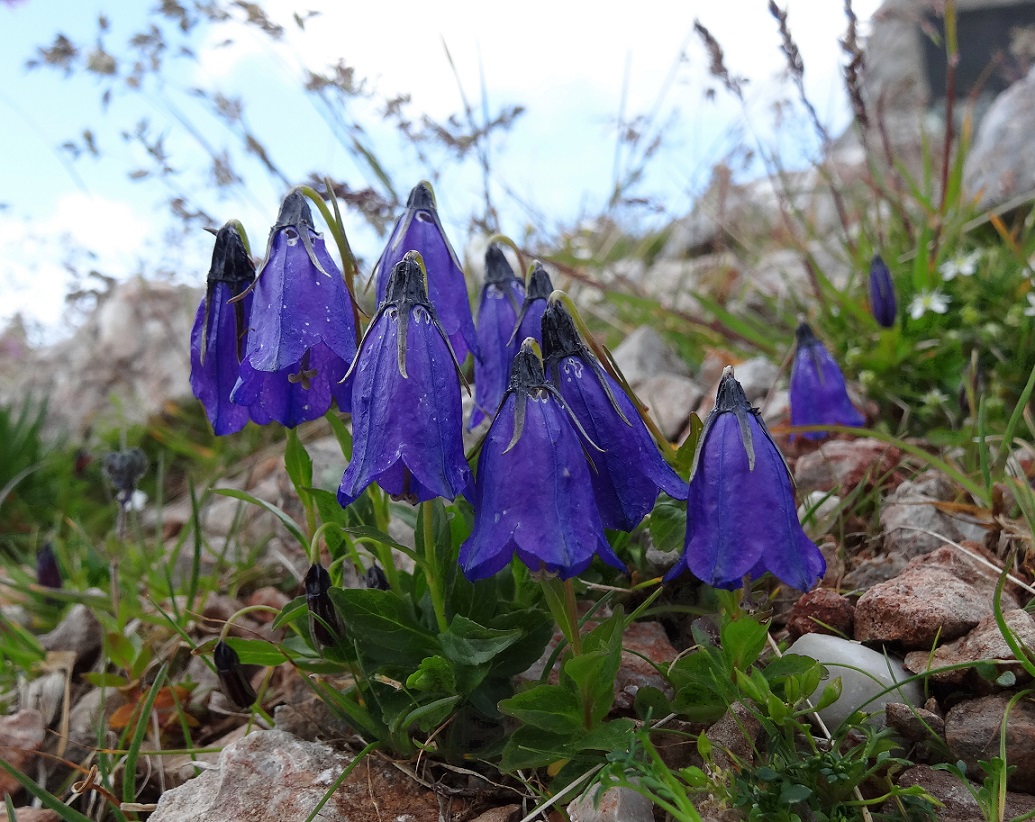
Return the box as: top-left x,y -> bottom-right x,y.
0,0 -> 882,342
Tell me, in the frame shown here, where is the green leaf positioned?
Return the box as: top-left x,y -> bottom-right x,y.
224,638 -> 289,666
324,410 -> 353,460
648,496 -> 687,555
394,695 -> 461,735
272,595 -> 308,631
633,685 -> 671,721
284,429 -> 313,497
486,608 -> 553,677
498,684 -> 584,734
670,651 -> 728,723
779,783 -> 813,804
721,617 -> 769,672
406,656 -> 456,693
500,725 -> 581,772
328,587 -> 439,665
441,615 -> 523,666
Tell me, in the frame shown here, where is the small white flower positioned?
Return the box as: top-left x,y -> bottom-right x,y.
938,250 -> 981,280
1025,293 -> 1035,318
126,489 -> 149,512
921,388 -> 949,408
908,289 -> 950,319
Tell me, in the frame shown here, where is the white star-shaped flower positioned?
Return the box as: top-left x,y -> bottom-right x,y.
908,290 -> 950,319
1025,293 -> 1035,317
938,250 -> 981,281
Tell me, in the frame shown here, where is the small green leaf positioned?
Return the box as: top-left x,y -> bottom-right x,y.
721,617 -> 769,671
648,496 -> 687,554
498,684 -> 584,734
328,587 -> 439,665
441,615 -> 523,666
406,656 -> 456,693
272,595 -> 308,630
224,638 -> 288,666
779,783 -> 813,804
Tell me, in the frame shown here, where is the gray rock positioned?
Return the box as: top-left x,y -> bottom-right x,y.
635,374 -> 703,442
964,65 -> 1035,212
890,765 -> 1035,822
879,475 -> 988,561
567,784 -> 654,822
39,603 -> 102,666
610,326 -> 690,388
785,633 -> 923,732
730,357 -> 778,404
793,438 -> 900,497
150,729 -> 442,821
0,278 -> 199,438
903,609 -> 1035,690
945,693 -> 1035,793
854,567 -> 998,649
0,710 -> 46,796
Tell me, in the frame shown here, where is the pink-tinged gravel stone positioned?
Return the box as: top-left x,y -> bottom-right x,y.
945,694 -> 1035,793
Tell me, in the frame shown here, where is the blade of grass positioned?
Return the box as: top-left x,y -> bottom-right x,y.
122,663 -> 169,807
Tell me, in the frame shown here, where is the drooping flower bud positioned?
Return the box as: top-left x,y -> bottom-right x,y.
305,563 -> 342,647
868,254 -> 897,328
789,322 -> 865,439
214,640 -> 257,710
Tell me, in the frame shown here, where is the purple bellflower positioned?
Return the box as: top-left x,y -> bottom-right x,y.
869,254 -> 897,328
510,261 -> 554,348
469,243 -> 526,429
230,190 -> 358,428
338,252 -> 471,508
459,338 -> 625,581
189,221 -> 255,435
666,367 -> 825,592
372,181 -> 477,362
789,322 -> 865,439
541,298 -> 689,531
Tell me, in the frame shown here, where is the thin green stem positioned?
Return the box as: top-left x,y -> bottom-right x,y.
421,502 -> 449,633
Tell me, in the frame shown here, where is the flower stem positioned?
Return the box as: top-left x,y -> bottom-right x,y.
421,501 -> 449,633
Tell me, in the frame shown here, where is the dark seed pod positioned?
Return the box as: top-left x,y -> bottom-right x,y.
305,563 -> 342,647
365,564 -> 390,591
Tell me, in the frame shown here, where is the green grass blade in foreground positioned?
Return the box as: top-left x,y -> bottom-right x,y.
992,561 -> 1035,680
213,488 -> 309,550
0,759 -> 95,822
122,663 -> 169,806
996,359 -> 1035,474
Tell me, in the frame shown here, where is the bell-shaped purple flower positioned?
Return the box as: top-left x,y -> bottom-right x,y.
542,299 -> 689,531
338,252 -> 471,508
790,322 -> 865,439
469,243 -> 526,429
189,221 -> 255,435
214,640 -> 257,710
869,254 -> 897,328
372,181 -> 477,362
665,367 -> 825,592
459,339 -> 625,581
230,190 -> 358,428
511,262 -> 554,348
305,563 -> 342,647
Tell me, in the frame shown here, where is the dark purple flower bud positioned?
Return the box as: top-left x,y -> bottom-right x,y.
230,189 -> 358,428
372,182 -> 477,362
36,543 -> 61,590
102,448 -> 147,507
665,367 -> 825,592
510,262 -> 554,349
189,222 -> 255,435
305,563 -> 342,647
542,300 -> 689,531
869,254 -> 897,328
789,323 -> 865,440
469,244 -> 526,429
214,640 -> 257,709
338,253 -> 472,508
459,339 -> 625,581
365,564 -> 390,590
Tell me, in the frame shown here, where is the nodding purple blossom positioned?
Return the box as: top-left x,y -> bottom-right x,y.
372,182 -> 477,362
230,189 -> 358,428
337,252 -> 471,508
459,338 -> 625,581
469,243 -> 526,429
510,262 -> 554,349
36,543 -> 61,590
868,254 -> 897,328
541,298 -> 689,531
189,221 -> 255,435
665,367 -> 825,592
789,322 -> 865,439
